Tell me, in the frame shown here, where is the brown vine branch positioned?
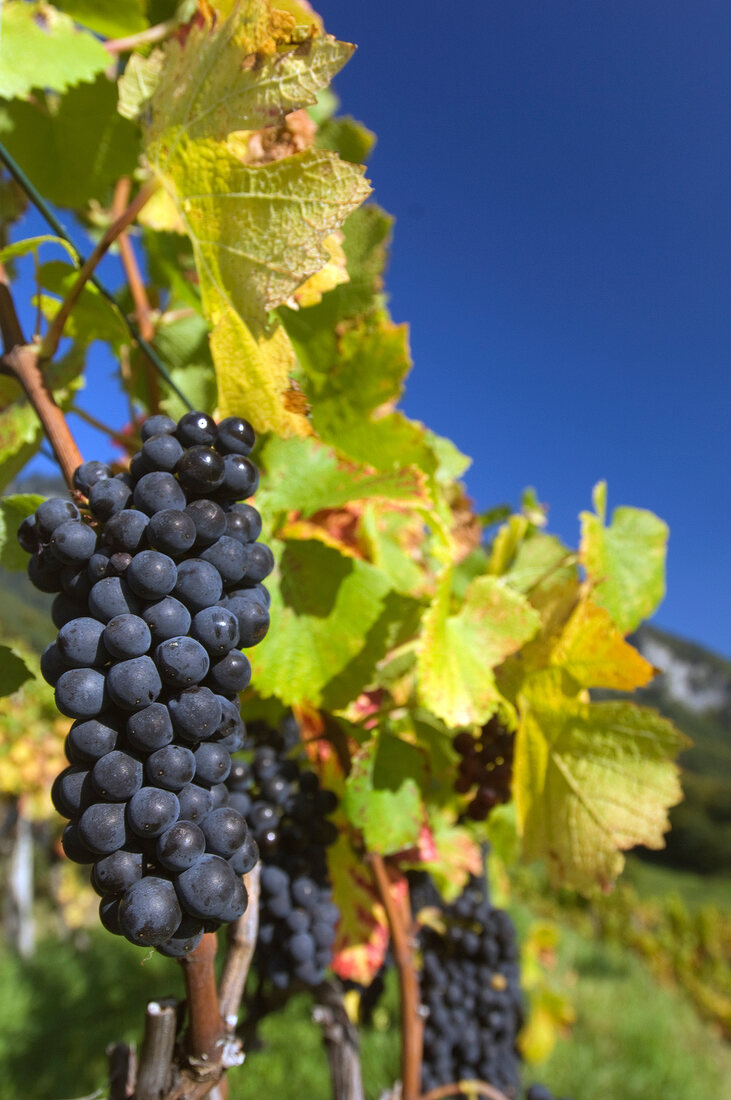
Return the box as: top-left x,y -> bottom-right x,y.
370,854 -> 423,1100
179,931 -> 224,1065
112,177 -> 161,416
41,180 -> 159,362
107,1041 -> 137,1100
0,261 -> 25,351
313,979 -> 365,1100
105,17 -> 180,54
3,344 -> 83,485
136,999 -> 179,1100
219,863 -> 261,1028
417,1081 -> 510,1100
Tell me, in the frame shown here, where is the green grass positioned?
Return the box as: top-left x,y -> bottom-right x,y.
1,913 -> 729,1100
622,856 -> 731,911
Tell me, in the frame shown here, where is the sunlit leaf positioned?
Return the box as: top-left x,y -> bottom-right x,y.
0,494 -> 45,571
0,1 -> 110,99
550,597 -> 656,691
343,741 -> 422,854
514,669 -> 687,893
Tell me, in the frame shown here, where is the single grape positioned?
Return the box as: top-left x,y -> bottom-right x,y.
91,847 -> 144,895
224,595 -> 269,647
191,605 -> 239,656
55,667 -> 107,719
50,520 -> 97,565
174,558 -> 223,611
176,445 -> 225,494
126,702 -> 174,753
147,509 -> 196,557
168,686 -> 222,742
88,577 -> 142,623
107,656 -> 162,711
118,877 -> 182,946
73,460 -> 112,494
57,616 -> 107,668
201,806 -> 248,857
216,416 -> 255,456
51,766 -> 92,817
126,550 -> 177,600
207,649 -> 251,694
145,744 -> 196,790
41,641 -> 68,686
185,499 -> 226,546
177,783 -> 213,824
156,915 -> 204,957
103,614 -> 151,659
156,820 -> 206,872
88,478 -> 132,520
101,509 -> 149,553
78,801 -> 129,854
224,503 -> 262,544
218,454 -> 258,499
241,542 -> 274,583
133,471 -> 187,515
176,411 -> 217,447
142,596 -> 192,643
35,498 -> 80,539
141,433 -> 184,472
92,750 -> 144,801
127,787 -> 180,837
193,742 -> 231,786
175,854 -> 238,920
141,414 -> 176,440
229,833 -> 259,875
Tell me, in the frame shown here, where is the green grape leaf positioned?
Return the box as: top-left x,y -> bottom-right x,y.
504,533 -> 572,594
250,538 -> 393,706
292,315 -> 436,473
0,236 -> 77,264
418,571 -> 541,728
258,435 -> 428,525
315,115 -> 376,164
343,741 -> 422,854
514,669 -> 687,893
0,77 -> 140,210
580,487 -> 668,634
0,645 -> 32,697
329,830 -> 402,985
0,2 -> 110,100
0,495 -> 45,571
38,261 -> 127,343
360,505 -> 426,596
53,0 -> 147,38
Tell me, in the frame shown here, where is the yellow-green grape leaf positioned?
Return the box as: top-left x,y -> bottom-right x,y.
0,2 -> 110,100
174,140 -> 369,327
580,491 -> 669,634
551,596 -> 656,691
0,78 -> 141,210
120,4 -> 353,140
0,495 -> 45,570
329,830 -> 399,985
316,115 -> 376,164
418,571 -> 541,728
343,742 -> 422,854
302,317 -> 436,473
360,505 -> 426,596
0,645 -> 32,696
258,435 -> 428,527
250,538 -> 393,706
514,669 -> 687,894
0,236 -> 77,264
53,0 -> 147,38
504,532 -> 572,594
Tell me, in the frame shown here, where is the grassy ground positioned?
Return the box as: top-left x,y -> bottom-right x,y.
622,855 -> 731,911
2,915 -> 728,1100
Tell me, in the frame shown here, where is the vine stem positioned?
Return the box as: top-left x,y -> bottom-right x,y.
112,178 -> 161,416
179,932 -> 223,1065
41,180 -> 159,362
105,17 -> 180,54
417,1081 -> 510,1100
0,266 -> 82,486
370,853 -> 423,1100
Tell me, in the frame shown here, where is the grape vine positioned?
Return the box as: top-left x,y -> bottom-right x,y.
0,2 -> 689,1099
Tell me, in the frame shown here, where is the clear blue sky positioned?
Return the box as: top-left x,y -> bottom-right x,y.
12,1 -> 731,656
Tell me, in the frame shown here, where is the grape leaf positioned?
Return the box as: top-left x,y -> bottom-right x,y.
119,1 -> 369,436
0,236 -> 77,264
316,115 -> 376,164
329,830 -> 400,985
250,538 -> 393,706
406,810 -> 482,903
258,435 -> 428,526
514,669 -> 687,893
504,533 -> 572,594
360,505 -> 426,596
0,646 -> 32,697
0,494 -> 45,571
38,261 -> 127,344
418,571 -> 541,728
53,0 -> 147,38
0,77 -> 140,210
343,741 -> 422,854
580,485 -> 668,634
0,2 -> 110,100
550,597 -> 656,691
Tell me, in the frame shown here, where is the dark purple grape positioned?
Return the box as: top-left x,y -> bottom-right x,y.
155,635 -> 210,687
50,520 -> 97,565
168,686 -> 222,742
141,414 -> 176,440
224,503 -> 262,544
174,558 -> 223,611
177,783 -> 213,824
126,702 -> 174,753
216,416 -> 255,456
107,656 -> 162,711
207,649 -> 251,693
61,821 -> 96,864
191,605 -> 239,656
78,801 -> 128,854
17,515 -> 39,553
35,498 -> 80,539
101,509 -> 149,553
103,614 -> 151,659
142,596 -> 191,643
67,714 -> 122,762
147,509 -> 196,557
185,499 -> 226,547
91,847 -> 144,895
88,477 -> 132,519
241,542 -> 274,583
201,807 -> 248,857
51,766 -> 92,817
193,742 -> 231,786
55,668 -> 107,719
224,595 -> 269,647
92,750 -> 143,801
73,460 -> 112,494
57,616 -> 107,667
88,577 -> 141,623
146,744 -> 196,790
41,641 -> 68,686
176,445 -> 225,494
156,915 -> 204,957
118,877 -> 182,946
133,471 -> 187,516
229,833 -> 259,875
141,433 -> 184,472
126,550 -> 177,599
176,411 -> 217,447
127,787 -> 180,837
156,820 -> 206,872
175,854 -> 237,920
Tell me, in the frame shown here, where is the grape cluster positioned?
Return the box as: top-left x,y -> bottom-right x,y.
227,715 -> 340,989
453,715 -> 514,821
18,411 -> 270,955
419,875 -> 523,1096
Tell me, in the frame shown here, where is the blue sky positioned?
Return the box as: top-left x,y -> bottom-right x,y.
11,1 -> 730,656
